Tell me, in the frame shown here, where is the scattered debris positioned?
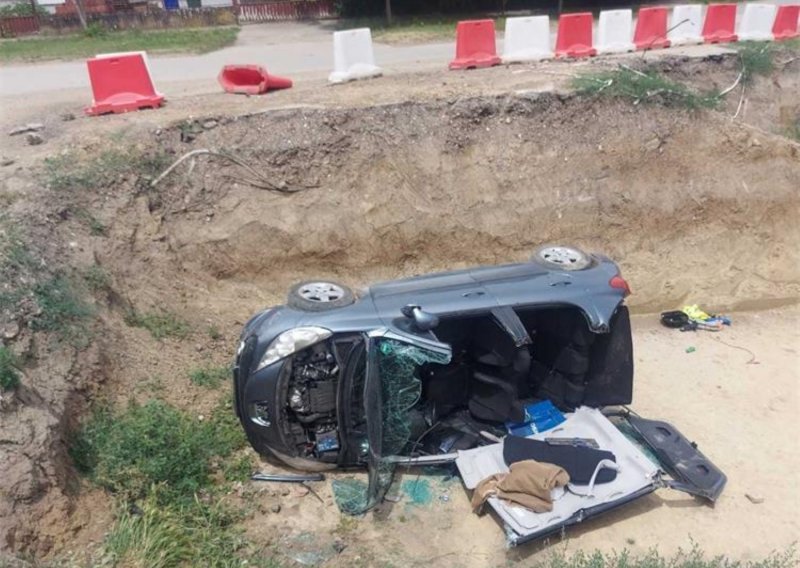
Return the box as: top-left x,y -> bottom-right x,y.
746,493 -> 764,504
252,472 -> 326,483
202,119 -> 219,130
26,133 -> 44,146
685,346 -> 696,353
0,157 -> 14,167
9,123 -> 43,136
271,503 -> 282,513
661,305 -> 731,332
61,113 -> 76,122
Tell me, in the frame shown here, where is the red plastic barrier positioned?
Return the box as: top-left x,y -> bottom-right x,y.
634,6 -> 671,50
85,54 -> 164,116
702,3 -> 738,44
449,19 -> 501,70
772,5 -> 799,40
556,13 -> 597,58
218,65 -> 293,95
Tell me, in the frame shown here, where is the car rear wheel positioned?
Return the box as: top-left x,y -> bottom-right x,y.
287,280 -> 355,312
531,245 -> 592,271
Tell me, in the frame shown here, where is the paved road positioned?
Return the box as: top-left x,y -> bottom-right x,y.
0,1 -> 793,99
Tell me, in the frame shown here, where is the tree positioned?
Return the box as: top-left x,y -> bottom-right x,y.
385,0 -> 392,24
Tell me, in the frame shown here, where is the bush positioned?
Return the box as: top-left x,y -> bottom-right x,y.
0,346 -> 21,391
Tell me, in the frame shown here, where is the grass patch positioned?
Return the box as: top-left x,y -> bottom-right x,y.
70,397 -> 246,504
44,148 -> 171,192
125,309 -> 190,340
0,346 -> 21,391
189,365 -> 229,389
31,275 -> 93,346
208,325 -> 223,341
0,26 -> 240,63
336,15 -> 493,43
71,396 -> 264,566
736,42 -> 776,83
536,544 -> 796,568
573,67 -> 721,110
83,264 -> 111,293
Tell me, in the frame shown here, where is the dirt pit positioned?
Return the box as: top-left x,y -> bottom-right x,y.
1,52 -> 799,565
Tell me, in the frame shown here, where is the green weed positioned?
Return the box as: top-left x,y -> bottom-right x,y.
208,325 -> 223,340
536,544 -> 796,568
32,275 -> 93,346
736,42 -> 775,83
573,67 -> 720,110
43,148 -> 170,192
0,346 -> 21,391
125,310 -> 190,340
83,264 -> 111,293
70,399 -> 237,504
189,365 -> 229,388
222,454 -> 254,483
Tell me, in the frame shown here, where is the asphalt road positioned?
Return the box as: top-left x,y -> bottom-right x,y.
0,1 -> 794,99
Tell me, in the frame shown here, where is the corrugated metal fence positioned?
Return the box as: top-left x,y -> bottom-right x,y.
236,0 -> 337,22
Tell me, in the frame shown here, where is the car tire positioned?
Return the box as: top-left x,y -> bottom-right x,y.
287,280 -> 355,312
531,244 -> 593,271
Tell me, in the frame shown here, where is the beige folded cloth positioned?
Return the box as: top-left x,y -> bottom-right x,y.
471,459 -> 570,514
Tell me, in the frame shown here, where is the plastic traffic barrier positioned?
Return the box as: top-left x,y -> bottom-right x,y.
634,6 -> 671,50
449,19 -> 501,69
502,16 -> 553,62
85,53 -> 164,116
555,12 -> 597,57
669,4 -> 704,45
738,4 -> 778,41
703,3 -> 738,43
218,65 -> 292,95
597,10 -> 635,54
329,28 -> 382,84
772,5 -> 799,40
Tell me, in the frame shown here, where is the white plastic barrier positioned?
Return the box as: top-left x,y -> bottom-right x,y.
597,10 -> 635,53
502,16 -> 553,63
738,3 -> 778,41
669,4 -> 704,45
328,28 -> 383,84
96,51 -> 162,96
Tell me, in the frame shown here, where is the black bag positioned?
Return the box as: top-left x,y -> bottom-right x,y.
503,436 -> 617,485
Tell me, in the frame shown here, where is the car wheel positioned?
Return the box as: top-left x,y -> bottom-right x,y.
287,280 -> 355,312
531,244 -> 593,271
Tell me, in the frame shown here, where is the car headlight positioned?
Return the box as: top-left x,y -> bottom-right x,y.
256,326 -> 332,371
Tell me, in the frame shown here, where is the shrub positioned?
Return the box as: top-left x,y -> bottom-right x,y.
32,275 -> 93,346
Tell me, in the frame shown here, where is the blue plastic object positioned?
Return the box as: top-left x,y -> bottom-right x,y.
505,400 -> 566,436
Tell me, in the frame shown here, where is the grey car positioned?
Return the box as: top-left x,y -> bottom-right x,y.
233,245 -> 725,541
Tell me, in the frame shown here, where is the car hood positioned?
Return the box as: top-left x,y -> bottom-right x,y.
367,261 -> 625,332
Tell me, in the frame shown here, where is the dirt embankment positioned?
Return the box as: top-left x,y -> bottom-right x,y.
106,93 -> 800,317
1,53 -> 799,561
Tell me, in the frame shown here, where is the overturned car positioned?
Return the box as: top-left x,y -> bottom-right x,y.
233,245 -> 726,545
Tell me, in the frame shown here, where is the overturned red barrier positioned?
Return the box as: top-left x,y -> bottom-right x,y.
218,65 -> 293,95
449,19 -> 501,70
634,6 -> 671,50
556,13 -> 597,58
85,53 -> 164,116
772,5 -> 799,40
702,3 -> 738,44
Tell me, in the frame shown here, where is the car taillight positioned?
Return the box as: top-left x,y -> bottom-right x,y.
609,275 -> 631,297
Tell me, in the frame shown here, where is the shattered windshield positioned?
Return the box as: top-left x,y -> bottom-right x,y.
333,336 -> 450,515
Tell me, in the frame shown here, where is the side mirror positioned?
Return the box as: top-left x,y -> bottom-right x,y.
401,304 -> 440,331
